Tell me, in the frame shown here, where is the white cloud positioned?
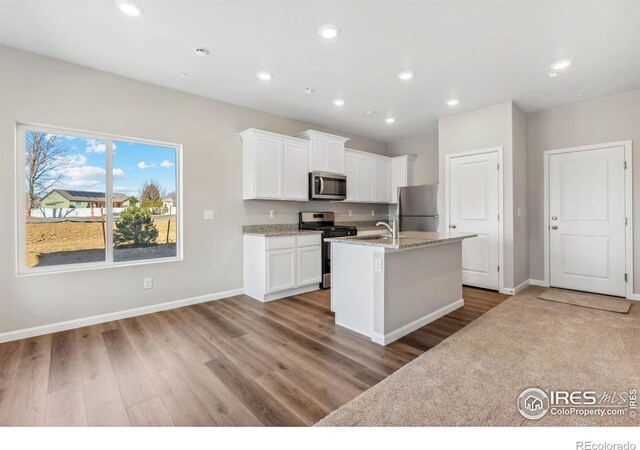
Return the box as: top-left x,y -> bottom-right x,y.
113,168 -> 125,178
137,161 -> 149,169
60,165 -> 106,188
160,160 -> 174,168
85,139 -> 106,153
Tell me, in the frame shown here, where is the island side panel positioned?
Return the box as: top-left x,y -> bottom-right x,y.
331,242 -> 375,337
382,241 -> 464,343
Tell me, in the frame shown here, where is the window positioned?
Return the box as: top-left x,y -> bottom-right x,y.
17,124 -> 181,274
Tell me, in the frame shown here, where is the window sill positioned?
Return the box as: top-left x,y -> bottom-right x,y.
16,255 -> 183,277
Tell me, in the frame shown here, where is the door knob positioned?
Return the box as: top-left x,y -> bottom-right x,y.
449,224 -> 457,229
551,225 -> 558,230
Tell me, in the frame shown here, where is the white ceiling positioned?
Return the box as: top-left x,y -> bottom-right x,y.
1,1 -> 640,142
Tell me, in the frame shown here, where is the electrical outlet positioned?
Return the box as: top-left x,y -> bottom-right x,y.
203,209 -> 214,220
348,210 -> 352,217
371,210 -> 375,216
143,277 -> 153,290
374,259 -> 383,273
269,210 -> 276,219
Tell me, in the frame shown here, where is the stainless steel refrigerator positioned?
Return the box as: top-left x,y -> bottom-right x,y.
397,184 -> 439,232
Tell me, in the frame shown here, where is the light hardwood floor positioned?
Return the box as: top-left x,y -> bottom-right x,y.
0,287 -> 508,426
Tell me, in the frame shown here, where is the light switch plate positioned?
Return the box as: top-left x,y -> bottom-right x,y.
269,210 -> 276,219
203,210 -> 214,220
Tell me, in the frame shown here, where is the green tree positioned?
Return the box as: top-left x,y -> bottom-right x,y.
113,205 -> 158,247
126,196 -> 139,206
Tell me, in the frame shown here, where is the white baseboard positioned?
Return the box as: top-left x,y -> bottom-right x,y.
0,287 -> 244,344
371,298 -> 464,345
529,279 -> 549,287
626,292 -> 640,301
499,280 -> 531,295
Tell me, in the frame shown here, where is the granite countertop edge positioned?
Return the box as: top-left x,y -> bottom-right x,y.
242,220 -> 389,237
324,233 -> 477,249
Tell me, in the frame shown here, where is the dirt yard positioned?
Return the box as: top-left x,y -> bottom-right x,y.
26,218 -> 177,267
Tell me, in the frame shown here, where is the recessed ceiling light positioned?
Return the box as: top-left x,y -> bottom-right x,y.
115,0 -> 144,17
365,109 -> 375,115
385,117 -> 395,124
576,93 -> 584,97
256,71 -> 273,81
179,73 -> 188,78
548,71 -> 559,78
194,47 -> 209,57
333,98 -> 345,106
447,99 -> 460,106
551,59 -> 571,71
319,25 -> 340,40
304,87 -> 316,94
398,70 -> 415,81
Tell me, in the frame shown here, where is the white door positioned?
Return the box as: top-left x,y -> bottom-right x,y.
296,246 -> 321,286
254,135 -> 283,199
448,151 -> 500,290
327,141 -> 345,174
549,146 -> 626,296
283,140 -> 309,200
344,152 -> 359,202
310,138 -> 329,172
266,248 -> 296,293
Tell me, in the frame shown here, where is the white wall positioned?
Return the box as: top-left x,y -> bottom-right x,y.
438,101 -> 527,291
512,104 -> 529,288
0,45 -> 391,335
527,89 -> 640,293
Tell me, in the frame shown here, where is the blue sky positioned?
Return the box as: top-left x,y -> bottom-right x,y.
28,131 -> 177,198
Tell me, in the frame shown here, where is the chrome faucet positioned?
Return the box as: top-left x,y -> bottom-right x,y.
376,220 -> 399,239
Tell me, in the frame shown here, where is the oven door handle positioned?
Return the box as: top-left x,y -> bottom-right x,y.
319,177 -> 325,194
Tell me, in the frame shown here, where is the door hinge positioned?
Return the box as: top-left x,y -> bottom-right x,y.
625,217 -> 628,226
497,265 -> 500,273
497,214 -> 500,221
624,161 -> 627,170
497,163 -> 500,170
625,273 -> 628,282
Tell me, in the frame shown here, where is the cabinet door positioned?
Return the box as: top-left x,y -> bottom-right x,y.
358,157 -> 374,202
255,135 -> 283,199
266,248 -> 296,293
344,152 -> 359,202
374,159 -> 390,203
310,138 -> 329,172
284,140 -> 309,200
327,140 -> 345,174
296,245 -> 321,286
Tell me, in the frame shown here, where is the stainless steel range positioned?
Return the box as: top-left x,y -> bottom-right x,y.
299,212 -> 357,289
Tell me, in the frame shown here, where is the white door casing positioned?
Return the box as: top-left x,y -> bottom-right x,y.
546,143 -> 631,297
446,149 -> 502,291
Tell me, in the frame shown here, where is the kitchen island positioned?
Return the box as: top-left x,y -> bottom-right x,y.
325,231 -> 477,345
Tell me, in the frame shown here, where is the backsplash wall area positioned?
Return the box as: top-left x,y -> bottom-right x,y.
243,200 -> 391,226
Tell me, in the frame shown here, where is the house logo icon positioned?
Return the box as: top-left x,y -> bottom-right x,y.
517,388 -> 550,420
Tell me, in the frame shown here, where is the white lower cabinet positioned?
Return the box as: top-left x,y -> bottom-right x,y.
244,234 -> 322,302
266,248 -> 296,293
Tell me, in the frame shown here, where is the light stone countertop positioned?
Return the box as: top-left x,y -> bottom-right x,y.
324,231 -> 477,249
242,224 -> 322,237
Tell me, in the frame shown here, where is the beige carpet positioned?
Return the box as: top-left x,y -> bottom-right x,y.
538,288 -> 632,313
316,286 -> 640,426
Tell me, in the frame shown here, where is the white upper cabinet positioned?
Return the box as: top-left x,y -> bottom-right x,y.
373,157 -> 390,203
390,155 -> 417,203
344,149 -> 394,204
241,129 -> 309,201
283,140 -> 309,200
296,130 -> 349,174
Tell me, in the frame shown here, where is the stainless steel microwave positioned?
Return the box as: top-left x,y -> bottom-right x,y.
309,171 -> 347,201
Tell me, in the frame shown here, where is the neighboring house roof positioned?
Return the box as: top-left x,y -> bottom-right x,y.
44,189 -> 128,203
162,197 -> 175,203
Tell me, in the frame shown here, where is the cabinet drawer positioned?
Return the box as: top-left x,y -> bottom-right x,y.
296,234 -> 321,247
266,236 -> 296,250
